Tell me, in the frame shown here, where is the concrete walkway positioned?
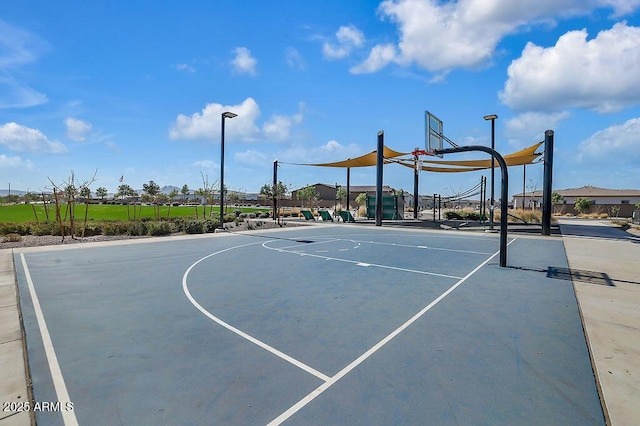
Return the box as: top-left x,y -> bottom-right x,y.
0,251 -> 31,425
557,218 -> 640,426
1,219 -> 638,425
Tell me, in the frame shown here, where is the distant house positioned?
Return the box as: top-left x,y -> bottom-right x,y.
513,186 -> 640,217
290,183 -> 397,209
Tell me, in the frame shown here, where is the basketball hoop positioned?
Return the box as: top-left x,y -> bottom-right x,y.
411,148 -> 436,157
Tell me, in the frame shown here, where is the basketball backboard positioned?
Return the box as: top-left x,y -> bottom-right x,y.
425,111 -> 444,157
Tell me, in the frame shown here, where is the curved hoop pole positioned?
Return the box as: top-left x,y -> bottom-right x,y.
436,145 -> 509,267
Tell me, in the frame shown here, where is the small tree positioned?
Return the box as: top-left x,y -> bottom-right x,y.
551,192 -> 564,214
167,189 -> 179,218
181,184 -> 190,203
297,185 -> 319,209
48,170 -> 97,240
79,186 -> 91,237
575,197 -> 594,215
261,181 -> 288,221
96,187 -> 108,202
355,192 -> 367,217
336,187 -> 347,210
142,180 -> 161,220
115,184 -> 137,220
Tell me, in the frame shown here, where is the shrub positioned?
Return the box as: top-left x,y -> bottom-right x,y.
183,220 -> 204,234
102,221 -> 128,236
30,222 -> 57,236
512,209 -> 542,223
1,233 -> 22,243
204,219 -> 219,232
80,222 -> 103,236
0,222 -> 31,236
126,221 -> 148,236
465,212 -> 481,221
147,221 -> 172,236
444,211 -> 464,220
233,209 -> 242,217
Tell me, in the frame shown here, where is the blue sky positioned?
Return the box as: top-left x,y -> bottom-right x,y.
2,0 -> 640,199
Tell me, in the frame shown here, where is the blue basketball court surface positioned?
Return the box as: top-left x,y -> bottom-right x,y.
14,225 -> 605,425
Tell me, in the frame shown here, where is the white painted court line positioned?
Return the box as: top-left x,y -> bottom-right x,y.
277,238 -> 341,251
262,242 -> 462,280
20,253 -> 79,426
267,238 -> 518,425
351,239 -> 494,255
182,241 -> 331,382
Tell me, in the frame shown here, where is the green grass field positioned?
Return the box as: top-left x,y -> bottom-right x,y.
0,203 -> 268,224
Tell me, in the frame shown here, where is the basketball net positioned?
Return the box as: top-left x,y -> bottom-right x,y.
412,149 -> 434,174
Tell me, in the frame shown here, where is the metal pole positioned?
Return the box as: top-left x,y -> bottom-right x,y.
479,176 -> 484,222
542,130 -> 554,236
346,167 -> 351,212
490,118 -> 496,229
522,164 -> 526,209
219,116 -> 226,228
438,195 -> 441,221
437,145 -> 509,267
375,131 -> 384,226
414,150 -> 419,219
334,182 -> 338,213
273,160 -> 278,223
433,194 -> 436,223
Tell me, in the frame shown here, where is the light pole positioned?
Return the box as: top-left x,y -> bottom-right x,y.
220,111 -> 237,228
484,114 -> 498,230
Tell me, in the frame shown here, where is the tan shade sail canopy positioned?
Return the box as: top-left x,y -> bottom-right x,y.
304,146 -> 408,168
299,141 -> 542,173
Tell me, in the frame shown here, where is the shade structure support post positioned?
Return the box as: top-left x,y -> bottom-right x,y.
375,131 -> 384,226
542,130 -> 554,236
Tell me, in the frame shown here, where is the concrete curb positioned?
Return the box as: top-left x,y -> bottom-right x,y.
558,218 -> 640,426
0,251 -> 32,426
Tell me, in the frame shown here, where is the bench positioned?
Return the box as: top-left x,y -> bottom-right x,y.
300,210 -> 315,221
339,210 -> 355,223
319,210 -> 333,222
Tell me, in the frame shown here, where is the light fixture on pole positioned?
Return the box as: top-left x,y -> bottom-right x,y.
483,114 -> 498,230
220,111 -> 237,229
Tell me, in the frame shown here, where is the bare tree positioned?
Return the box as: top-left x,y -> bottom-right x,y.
48,170 -> 97,241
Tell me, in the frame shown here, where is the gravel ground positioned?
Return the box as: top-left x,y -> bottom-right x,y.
0,219 -> 307,249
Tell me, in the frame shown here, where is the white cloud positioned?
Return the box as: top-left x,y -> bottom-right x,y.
231,47 -> 257,75
235,149 -> 269,166
176,63 -> 196,73
322,24 -> 365,60
350,44 -> 397,74
64,117 -> 92,142
0,122 -> 67,153
285,47 -> 305,70
279,140 -> 363,164
0,154 -> 34,170
169,98 -> 304,143
0,21 -> 48,108
504,111 -> 571,146
169,98 -> 261,141
578,117 -> 640,162
192,160 -> 218,170
263,103 -> 304,142
351,0 -> 640,74
500,23 -> 640,113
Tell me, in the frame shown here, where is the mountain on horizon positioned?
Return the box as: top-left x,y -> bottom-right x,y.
1,185 -> 190,198
0,189 -> 27,196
